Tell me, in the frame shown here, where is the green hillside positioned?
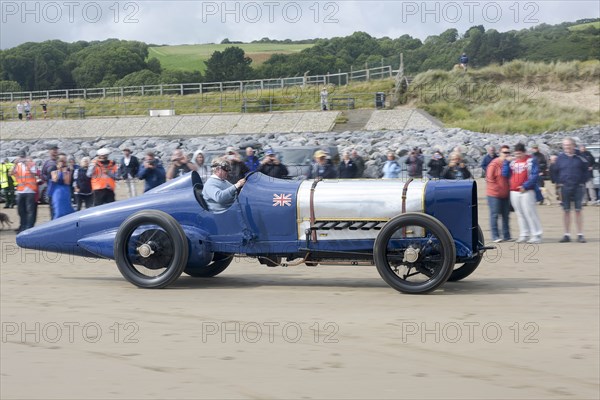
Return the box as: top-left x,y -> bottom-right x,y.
148,43 -> 313,72
569,21 -> 600,31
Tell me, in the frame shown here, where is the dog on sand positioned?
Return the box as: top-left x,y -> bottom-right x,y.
0,212 -> 13,229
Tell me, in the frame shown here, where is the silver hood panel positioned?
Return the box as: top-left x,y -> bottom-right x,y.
296,179 -> 427,240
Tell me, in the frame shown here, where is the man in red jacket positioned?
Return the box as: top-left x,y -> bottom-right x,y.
486,145 -> 511,242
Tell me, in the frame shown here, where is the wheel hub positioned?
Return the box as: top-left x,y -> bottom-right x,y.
403,246 -> 420,263
137,243 -> 155,258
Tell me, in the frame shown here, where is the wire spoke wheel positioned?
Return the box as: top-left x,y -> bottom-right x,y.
374,213 -> 456,294
115,210 -> 188,288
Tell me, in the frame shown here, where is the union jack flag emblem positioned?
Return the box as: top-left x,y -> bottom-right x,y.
273,193 -> 292,207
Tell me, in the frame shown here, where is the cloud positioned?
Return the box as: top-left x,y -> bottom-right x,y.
1,1 -> 598,49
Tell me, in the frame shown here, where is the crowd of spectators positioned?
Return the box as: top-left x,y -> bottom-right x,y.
3,139 -> 598,243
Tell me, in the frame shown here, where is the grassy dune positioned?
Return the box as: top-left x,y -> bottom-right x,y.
405,60 -> 600,133
148,43 -> 313,72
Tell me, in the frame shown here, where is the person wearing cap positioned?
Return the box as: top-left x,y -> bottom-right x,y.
87,148 -> 118,206
224,147 -> 249,184
166,149 -> 197,180
259,149 -> 288,179
202,158 -> 246,212
308,150 -> 336,179
41,144 -> 59,218
11,150 -> 38,232
137,151 -> 166,192
118,148 -> 140,197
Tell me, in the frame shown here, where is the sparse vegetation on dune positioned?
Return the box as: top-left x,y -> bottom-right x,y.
405,60 -> 600,133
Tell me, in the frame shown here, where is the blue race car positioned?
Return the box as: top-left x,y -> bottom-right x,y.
17,171 -> 488,294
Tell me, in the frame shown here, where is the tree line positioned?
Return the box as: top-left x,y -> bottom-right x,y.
0,19 -> 598,92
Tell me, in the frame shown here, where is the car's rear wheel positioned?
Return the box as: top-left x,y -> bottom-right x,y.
114,210 -> 188,288
184,253 -> 233,277
448,225 -> 484,282
373,213 -> 455,294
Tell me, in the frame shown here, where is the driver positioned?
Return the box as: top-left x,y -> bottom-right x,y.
202,158 -> 246,212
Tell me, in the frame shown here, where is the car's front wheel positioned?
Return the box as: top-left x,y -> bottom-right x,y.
373,213 -> 456,294
114,210 -> 188,288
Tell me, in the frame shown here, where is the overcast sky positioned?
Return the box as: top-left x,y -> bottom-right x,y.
1,1 -> 598,49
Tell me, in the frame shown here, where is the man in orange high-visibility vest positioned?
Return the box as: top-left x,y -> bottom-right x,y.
11,150 -> 38,233
86,148 -> 118,206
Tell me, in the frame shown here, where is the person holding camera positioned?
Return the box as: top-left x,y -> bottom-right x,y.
87,148 -> 118,206
427,150 -> 447,179
259,149 -> 289,179
137,151 -> 166,192
441,152 -> 472,180
166,149 -> 197,180
49,154 -> 74,219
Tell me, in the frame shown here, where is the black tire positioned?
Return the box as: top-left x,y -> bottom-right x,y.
184,253 -> 233,277
114,210 -> 188,288
373,213 -> 456,294
448,225 -> 484,282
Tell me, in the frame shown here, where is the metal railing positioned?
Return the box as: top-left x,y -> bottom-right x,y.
0,92 -> 386,121
0,66 -> 394,103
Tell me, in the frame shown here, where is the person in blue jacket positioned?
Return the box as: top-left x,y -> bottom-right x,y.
382,151 -> 401,179
555,138 -> 590,243
244,147 -> 260,172
308,150 -> 337,179
137,151 -> 166,192
480,146 -> 498,177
